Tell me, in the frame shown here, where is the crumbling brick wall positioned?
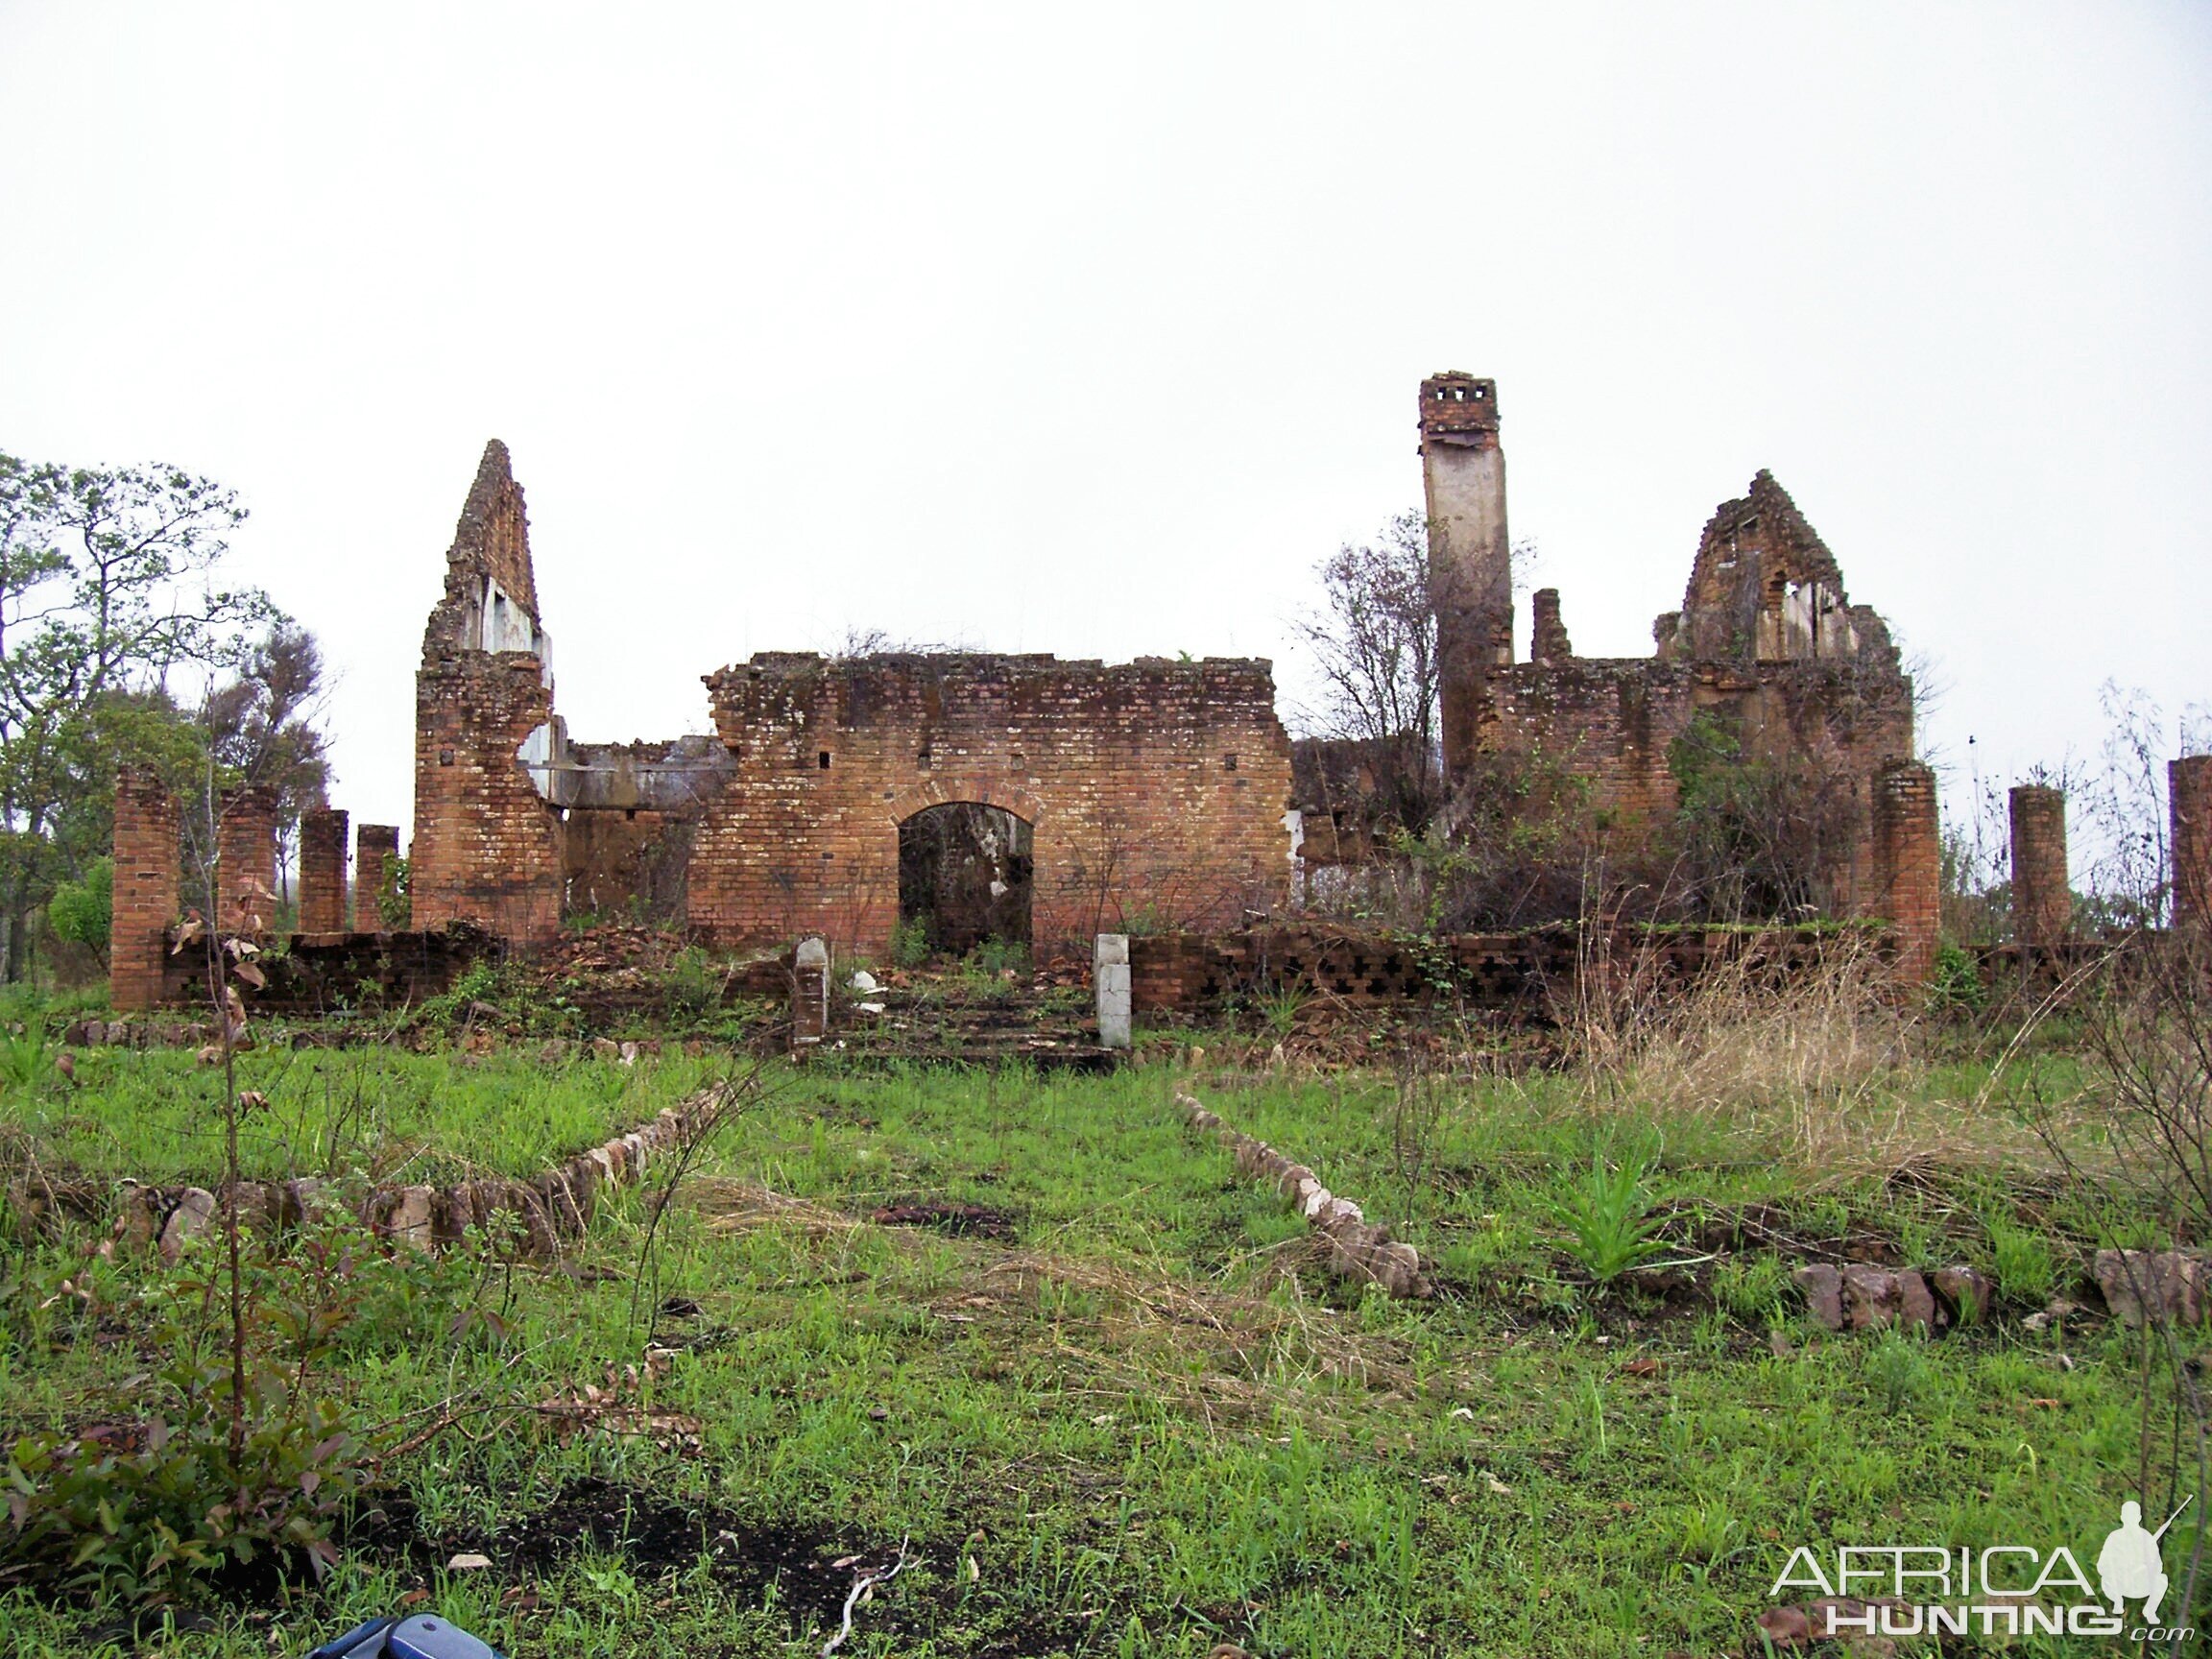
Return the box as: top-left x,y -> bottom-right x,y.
413,654 -> 563,941
410,442 -> 565,943
687,653 -> 1294,955
110,768 -> 180,1012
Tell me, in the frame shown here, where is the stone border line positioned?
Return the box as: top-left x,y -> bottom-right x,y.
1172,1091 -> 1431,1298
115,1095 -> 706,1263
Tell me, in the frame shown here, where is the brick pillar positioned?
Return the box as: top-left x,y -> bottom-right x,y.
356,824 -> 400,930
110,768 -> 180,1012
298,807 -> 349,934
215,787 -> 277,935
2174,755 -> 2212,932
1530,588 -> 1573,664
1872,760 -> 1940,984
2008,784 -> 2070,948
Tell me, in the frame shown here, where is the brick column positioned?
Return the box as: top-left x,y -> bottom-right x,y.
298,807 -> 349,934
356,824 -> 400,929
1872,760 -> 1940,984
1530,589 -> 1573,664
2008,784 -> 2070,948
110,768 -> 180,1012
215,787 -> 277,935
2174,756 -> 2212,932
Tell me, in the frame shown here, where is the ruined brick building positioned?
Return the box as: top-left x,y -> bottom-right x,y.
1296,374 -> 1932,959
108,374 -> 1970,1009
409,442 -> 1295,957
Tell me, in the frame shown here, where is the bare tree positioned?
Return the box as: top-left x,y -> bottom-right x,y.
1293,511 -> 1446,836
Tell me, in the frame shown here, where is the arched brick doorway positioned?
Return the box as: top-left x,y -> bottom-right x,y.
897,802 -> 1034,955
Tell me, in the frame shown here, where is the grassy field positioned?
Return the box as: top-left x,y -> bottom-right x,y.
0,999 -> 2203,1657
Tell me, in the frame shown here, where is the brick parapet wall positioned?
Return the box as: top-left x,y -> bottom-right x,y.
214,788 -> 277,934
412,654 -> 563,942
299,807 -> 349,933
2008,784 -> 2070,948
2174,756 -> 2212,932
1870,760 -> 1940,983
355,825 -> 400,929
687,654 -> 1295,957
110,768 -> 180,1013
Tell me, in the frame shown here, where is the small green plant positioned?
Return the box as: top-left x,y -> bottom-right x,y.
1984,1213 -> 2057,1308
1256,982 -> 1310,1040
1928,943 -> 1985,1014
0,1019 -> 52,1092
1549,1146 -> 1670,1284
1715,1252 -> 1790,1321
890,916 -> 930,968
377,855 -> 411,928
1863,1326 -> 1930,1414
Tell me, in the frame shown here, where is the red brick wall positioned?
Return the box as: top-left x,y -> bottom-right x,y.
686,654 -> 1294,956
215,788 -> 276,935
2173,756 -> 2212,932
355,824 -> 400,929
1487,659 -> 1913,910
1871,760 -> 1940,982
2008,784 -> 2070,947
298,807 -> 349,934
412,655 -> 563,942
110,768 -> 180,1012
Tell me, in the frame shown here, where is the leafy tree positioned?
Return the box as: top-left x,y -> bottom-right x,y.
47,856 -> 111,964
0,452 -> 278,978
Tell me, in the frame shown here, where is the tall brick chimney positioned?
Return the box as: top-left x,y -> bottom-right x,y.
1420,373 -> 1510,780
2173,755 -> 2212,932
2008,784 -> 2070,949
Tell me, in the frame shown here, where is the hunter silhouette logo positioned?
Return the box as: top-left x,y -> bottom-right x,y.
2098,1497 -> 2189,1625
1769,1493 -> 2199,1641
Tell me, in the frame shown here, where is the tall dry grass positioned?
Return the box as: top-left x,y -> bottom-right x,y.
1559,926 -> 2051,1179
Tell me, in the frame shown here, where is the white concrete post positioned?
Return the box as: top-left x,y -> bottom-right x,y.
793,936 -> 830,1048
1095,932 -> 1131,1050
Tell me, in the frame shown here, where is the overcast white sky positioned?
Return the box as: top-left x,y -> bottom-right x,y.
2,4 -> 2206,856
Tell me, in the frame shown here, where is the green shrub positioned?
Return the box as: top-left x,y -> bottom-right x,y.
49,859 -> 112,960
1928,944 -> 1984,1014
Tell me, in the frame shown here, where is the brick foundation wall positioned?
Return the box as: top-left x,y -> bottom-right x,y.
2174,756 -> 2212,932
687,653 -> 1294,957
1871,760 -> 1940,983
355,824 -> 399,929
412,655 -> 563,942
298,807 -> 349,934
2008,784 -> 2070,948
110,768 -> 180,1012
215,788 -> 277,935
1129,922 -> 1890,1015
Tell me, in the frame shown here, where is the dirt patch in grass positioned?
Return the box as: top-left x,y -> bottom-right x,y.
870,1200 -> 1019,1240
498,1476 -> 881,1626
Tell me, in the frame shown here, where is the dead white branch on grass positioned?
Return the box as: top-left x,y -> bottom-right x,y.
821,1539 -> 910,1657
1173,1091 -> 1432,1298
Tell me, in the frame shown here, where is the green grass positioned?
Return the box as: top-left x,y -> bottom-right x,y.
0,1046 -> 722,1184
0,1049 -> 2201,1656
